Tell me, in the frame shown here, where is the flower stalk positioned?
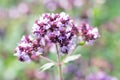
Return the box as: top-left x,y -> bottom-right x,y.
56,44 -> 63,80
39,55 -> 56,64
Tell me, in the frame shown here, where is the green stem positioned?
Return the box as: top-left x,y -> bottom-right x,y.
39,55 -> 56,64
56,44 -> 63,80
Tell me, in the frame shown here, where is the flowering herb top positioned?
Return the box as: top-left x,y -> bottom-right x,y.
14,12 -> 100,62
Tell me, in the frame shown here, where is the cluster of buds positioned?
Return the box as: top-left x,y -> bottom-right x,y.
32,12 -> 78,54
87,71 -> 118,80
14,36 -> 44,62
14,12 -> 100,62
42,0 -> 83,11
78,23 -> 100,45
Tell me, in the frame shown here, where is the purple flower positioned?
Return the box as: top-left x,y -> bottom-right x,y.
78,22 -> 100,44
32,12 -> 77,54
65,64 -> 85,79
86,71 -> 118,80
14,12 -> 100,62
14,36 -> 33,62
42,0 -> 84,11
14,35 -> 43,62
42,0 -> 59,11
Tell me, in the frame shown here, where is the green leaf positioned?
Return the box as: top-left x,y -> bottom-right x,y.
63,54 -> 81,63
40,63 -> 55,71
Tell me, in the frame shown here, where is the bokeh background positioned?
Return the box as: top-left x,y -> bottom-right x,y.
0,0 -> 120,80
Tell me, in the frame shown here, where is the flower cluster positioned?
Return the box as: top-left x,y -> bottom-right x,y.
78,23 -> 100,44
87,71 -> 118,80
14,36 -> 44,62
14,12 -> 99,62
32,12 -> 78,54
65,64 -> 85,79
42,0 -> 83,11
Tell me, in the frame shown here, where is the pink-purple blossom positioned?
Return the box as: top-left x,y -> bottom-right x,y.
42,0 -> 84,11
14,12 -> 100,62
87,71 -> 118,80
32,12 -> 77,54
14,36 -> 43,62
78,22 -> 100,44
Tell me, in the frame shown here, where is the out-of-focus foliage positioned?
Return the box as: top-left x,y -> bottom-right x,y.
0,0 -> 120,80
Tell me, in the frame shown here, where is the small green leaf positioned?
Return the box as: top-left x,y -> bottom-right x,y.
40,63 -> 55,71
63,54 -> 81,63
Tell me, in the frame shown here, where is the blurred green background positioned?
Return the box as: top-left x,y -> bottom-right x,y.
0,0 -> 120,80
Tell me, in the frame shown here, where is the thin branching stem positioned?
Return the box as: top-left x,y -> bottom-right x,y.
39,55 -> 56,64
56,44 -> 63,80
